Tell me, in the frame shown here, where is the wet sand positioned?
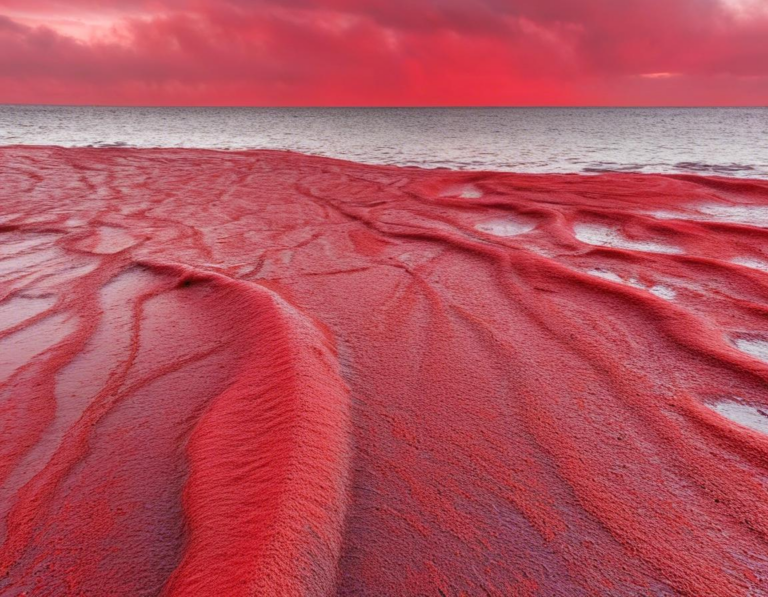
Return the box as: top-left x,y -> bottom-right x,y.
1,146 -> 768,596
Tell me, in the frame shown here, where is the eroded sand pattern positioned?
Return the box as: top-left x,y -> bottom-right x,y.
2,147 -> 768,596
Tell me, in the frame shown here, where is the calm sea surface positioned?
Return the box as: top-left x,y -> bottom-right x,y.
1,105 -> 767,177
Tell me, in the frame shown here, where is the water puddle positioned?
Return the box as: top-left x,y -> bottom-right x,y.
441,184 -> 483,199
460,185 -> 483,199
731,257 -> 768,273
648,285 -> 677,300
731,334 -> 768,364
707,400 -> 768,435
574,223 -> 682,254
588,269 -> 623,283
587,268 -> 677,300
652,204 -> 768,228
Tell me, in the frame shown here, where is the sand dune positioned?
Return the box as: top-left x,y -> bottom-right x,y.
1,147 -> 768,596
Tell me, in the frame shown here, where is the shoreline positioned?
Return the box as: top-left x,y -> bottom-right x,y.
3,144 -> 767,182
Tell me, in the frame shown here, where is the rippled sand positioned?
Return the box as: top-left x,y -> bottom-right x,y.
1,147 -> 768,596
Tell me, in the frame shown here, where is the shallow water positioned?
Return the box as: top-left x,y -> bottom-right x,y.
708,401 -> 768,435
1,106 -> 767,177
573,223 -> 683,254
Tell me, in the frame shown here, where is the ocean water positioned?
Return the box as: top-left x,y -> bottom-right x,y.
1,105 -> 767,177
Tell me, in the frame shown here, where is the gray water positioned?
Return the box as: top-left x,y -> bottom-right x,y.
1,105 -> 767,177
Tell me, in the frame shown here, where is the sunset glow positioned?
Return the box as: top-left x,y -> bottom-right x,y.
1,0 -> 767,106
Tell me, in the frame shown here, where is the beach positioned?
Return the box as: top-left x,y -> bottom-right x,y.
1,146 -> 768,596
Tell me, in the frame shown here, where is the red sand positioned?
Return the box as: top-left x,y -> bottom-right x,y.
1,147 -> 768,596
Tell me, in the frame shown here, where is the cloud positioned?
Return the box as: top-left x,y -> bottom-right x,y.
0,0 -> 767,105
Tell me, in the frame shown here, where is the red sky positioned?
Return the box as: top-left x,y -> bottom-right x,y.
1,0 -> 767,106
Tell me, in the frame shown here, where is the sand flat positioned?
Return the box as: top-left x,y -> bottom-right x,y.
1,147 -> 768,596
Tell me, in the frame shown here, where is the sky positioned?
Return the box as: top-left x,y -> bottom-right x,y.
0,0 -> 767,106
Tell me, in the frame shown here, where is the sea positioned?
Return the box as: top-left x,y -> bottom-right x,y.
1,105 -> 767,178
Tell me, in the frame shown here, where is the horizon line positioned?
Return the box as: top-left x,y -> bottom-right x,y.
2,103 -> 767,110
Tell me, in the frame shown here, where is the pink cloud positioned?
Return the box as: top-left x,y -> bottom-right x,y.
0,0 -> 766,105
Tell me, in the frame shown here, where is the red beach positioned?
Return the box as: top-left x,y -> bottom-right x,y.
2,147 -> 768,596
